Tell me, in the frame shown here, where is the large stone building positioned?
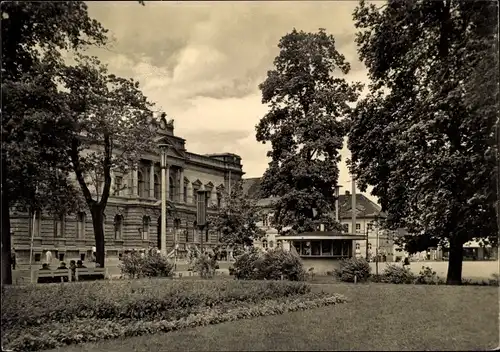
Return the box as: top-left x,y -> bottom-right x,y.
10,114 -> 244,267
242,178 -> 395,272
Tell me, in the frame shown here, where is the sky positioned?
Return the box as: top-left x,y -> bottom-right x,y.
85,1 -> 378,202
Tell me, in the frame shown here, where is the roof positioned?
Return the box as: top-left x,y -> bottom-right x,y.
241,177 -> 384,219
242,177 -> 262,198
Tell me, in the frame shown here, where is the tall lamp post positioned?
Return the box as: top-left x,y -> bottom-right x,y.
159,143 -> 170,257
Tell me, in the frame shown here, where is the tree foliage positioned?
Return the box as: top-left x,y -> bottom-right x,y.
348,0 -> 498,284
208,182 -> 265,250
256,28 -> 362,235
57,54 -> 156,267
1,1 -> 108,285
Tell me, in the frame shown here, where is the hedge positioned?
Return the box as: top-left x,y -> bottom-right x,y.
2,279 -> 311,331
4,292 -> 347,352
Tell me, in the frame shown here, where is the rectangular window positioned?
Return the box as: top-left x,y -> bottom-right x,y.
311,241 -> 321,256
77,213 -> 86,239
183,186 -> 188,203
321,240 -> 332,256
356,223 -> 361,233
367,223 -> 373,231
114,176 -> 123,196
301,242 -> 311,256
332,241 -> 342,256
54,214 -> 65,238
262,215 -> 268,227
34,253 -> 41,262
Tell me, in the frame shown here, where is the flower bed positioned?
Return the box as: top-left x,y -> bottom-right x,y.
2,279 -> 347,351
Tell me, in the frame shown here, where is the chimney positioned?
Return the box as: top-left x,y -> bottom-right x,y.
345,190 -> 350,196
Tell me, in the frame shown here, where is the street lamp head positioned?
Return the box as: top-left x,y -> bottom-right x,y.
158,143 -> 170,168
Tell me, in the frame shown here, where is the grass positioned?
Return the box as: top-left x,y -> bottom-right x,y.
48,282 -> 499,352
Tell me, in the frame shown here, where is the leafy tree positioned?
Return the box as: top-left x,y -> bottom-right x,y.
256,28 -> 362,235
208,182 -> 265,251
57,54 -> 156,268
349,0 -> 498,284
1,2 -> 108,285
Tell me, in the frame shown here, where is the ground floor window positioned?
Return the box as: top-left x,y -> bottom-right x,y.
293,240 -> 352,258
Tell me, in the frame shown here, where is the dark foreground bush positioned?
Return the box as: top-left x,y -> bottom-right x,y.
120,251 -> 174,278
4,292 -> 347,352
1,279 -> 311,331
234,248 -> 307,281
377,263 -> 416,284
333,257 -> 371,282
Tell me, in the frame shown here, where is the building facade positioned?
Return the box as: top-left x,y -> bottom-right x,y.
10,114 -> 244,267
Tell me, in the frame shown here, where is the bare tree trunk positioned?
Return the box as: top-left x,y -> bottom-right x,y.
446,238 -> 463,285
1,181 -> 13,285
496,119 -> 500,255
90,205 -> 105,268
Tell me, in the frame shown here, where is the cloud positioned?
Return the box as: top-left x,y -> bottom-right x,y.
84,1 -> 377,202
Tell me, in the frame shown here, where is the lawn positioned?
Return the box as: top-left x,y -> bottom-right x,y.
49,283 -> 499,352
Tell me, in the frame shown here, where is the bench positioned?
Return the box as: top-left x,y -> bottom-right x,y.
74,267 -> 107,281
32,269 -> 71,284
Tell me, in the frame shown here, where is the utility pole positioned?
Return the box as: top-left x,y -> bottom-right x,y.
365,222 -> 369,259
375,215 -> 379,275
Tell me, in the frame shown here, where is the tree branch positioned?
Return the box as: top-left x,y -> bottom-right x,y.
70,139 -> 95,206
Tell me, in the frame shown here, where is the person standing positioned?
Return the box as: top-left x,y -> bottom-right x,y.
45,250 -> 53,265
403,253 -> 410,268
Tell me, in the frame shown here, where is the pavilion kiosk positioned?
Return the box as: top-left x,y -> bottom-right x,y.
276,228 -> 365,274
275,184 -> 365,274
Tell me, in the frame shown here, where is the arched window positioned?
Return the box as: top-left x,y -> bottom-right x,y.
154,174 -> 160,199
142,216 -> 150,240
169,176 -> 175,201
77,212 -> 86,239
114,215 -> 123,240
138,171 -> 145,198
368,243 -> 372,250
54,213 -> 65,238
355,243 -> 360,250
262,239 -> 268,249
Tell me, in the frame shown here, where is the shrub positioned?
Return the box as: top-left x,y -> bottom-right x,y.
119,252 -> 174,279
234,248 -> 307,281
119,252 -> 143,278
414,266 -> 441,285
333,257 -> 371,283
193,254 -> 218,279
140,251 -> 174,278
380,264 -> 416,284
257,249 -> 307,281
233,248 -> 263,280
